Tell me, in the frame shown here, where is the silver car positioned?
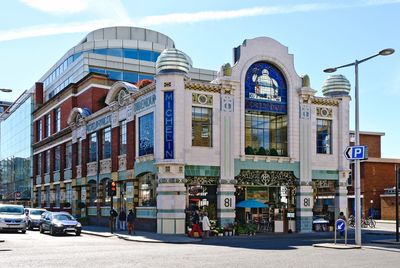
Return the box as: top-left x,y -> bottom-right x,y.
0,204 -> 26,233
25,208 -> 47,230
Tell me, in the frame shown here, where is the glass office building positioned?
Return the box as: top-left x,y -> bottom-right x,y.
0,92 -> 33,203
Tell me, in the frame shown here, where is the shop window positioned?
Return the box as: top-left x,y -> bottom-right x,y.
102,127 -> 111,159
139,174 -> 156,206
316,119 -> 332,154
244,112 -> 287,156
138,113 -> 154,156
192,106 -> 212,147
89,183 -> 96,206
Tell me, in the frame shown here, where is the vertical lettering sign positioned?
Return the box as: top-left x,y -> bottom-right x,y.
164,91 -> 174,159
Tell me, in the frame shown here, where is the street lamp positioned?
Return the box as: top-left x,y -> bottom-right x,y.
324,48 -> 395,246
0,88 -> 12,93
370,200 -> 374,219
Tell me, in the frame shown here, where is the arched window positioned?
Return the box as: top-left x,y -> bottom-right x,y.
244,62 -> 288,156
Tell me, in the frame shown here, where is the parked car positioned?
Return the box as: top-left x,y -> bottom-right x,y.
39,211 -> 82,236
24,208 -> 47,230
0,204 -> 26,233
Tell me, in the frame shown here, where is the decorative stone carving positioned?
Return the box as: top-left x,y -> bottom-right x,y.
221,63 -> 232,76
100,159 -> 112,174
76,165 -> 82,178
302,74 -> 310,87
300,104 -> 311,119
111,111 -> 119,128
87,162 -> 97,177
221,94 -> 234,112
185,176 -> 219,185
235,170 -> 298,187
158,178 -> 186,184
316,107 -> 333,118
192,93 -> 213,106
118,155 -> 127,171
126,104 -> 134,122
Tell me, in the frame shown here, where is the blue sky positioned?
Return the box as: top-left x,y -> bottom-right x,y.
0,0 -> 399,157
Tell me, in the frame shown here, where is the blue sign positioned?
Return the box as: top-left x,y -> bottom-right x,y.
344,146 -> 368,160
245,62 -> 287,114
336,219 -> 346,231
164,91 -> 174,159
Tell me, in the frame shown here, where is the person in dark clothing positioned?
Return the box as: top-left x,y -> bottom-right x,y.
127,209 -> 136,235
119,209 -> 127,231
192,210 -> 200,225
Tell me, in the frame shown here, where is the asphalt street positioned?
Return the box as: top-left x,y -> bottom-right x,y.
0,227 -> 399,268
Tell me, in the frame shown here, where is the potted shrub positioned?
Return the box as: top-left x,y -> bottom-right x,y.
245,146 -> 255,155
63,201 -> 71,208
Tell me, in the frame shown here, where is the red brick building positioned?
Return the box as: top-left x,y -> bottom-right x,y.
347,131 -> 400,220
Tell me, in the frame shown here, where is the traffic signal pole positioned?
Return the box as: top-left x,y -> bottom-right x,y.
110,191 -> 114,234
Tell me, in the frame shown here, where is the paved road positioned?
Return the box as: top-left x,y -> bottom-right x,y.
0,229 -> 399,268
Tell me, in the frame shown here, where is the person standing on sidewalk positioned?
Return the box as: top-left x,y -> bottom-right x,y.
119,209 -> 127,231
201,212 -> 211,238
127,209 -> 136,235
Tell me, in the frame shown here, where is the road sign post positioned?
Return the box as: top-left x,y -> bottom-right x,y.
334,219 -> 347,245
344,146 -> 368,160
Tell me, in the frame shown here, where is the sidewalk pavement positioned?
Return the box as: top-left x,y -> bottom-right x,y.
82,225 -> 202,244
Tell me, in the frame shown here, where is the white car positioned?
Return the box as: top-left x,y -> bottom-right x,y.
0,204 -> 26,233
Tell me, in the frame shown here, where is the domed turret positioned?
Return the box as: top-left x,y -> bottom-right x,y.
156,48 -> 192,75
322,74 -> 351,97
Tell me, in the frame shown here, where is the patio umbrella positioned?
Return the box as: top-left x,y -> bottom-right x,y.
236,199 -> 268,208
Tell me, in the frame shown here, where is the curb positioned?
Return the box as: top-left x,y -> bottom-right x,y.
313,243 -> 361,249
81,230 -> 114,238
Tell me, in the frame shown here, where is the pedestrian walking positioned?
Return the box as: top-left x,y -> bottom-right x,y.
201,212 -> 211,238
127,209 -> 136,235
119,209 -> 127,231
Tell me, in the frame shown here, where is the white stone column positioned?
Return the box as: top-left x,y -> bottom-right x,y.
297,87 -> 316,232
218,93 -> 236,227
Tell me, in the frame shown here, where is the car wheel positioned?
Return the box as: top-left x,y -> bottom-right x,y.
50,226 -> 56,236
39,225 -> 44,233
76,230 -> 81,236
21,229 -> 26,234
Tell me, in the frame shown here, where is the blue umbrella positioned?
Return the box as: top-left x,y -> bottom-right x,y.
236,199 -> 268,208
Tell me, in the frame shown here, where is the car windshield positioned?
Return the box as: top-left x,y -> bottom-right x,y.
30,210 -> 46,215
0,206 -> 24,214
54,214 -> 74,221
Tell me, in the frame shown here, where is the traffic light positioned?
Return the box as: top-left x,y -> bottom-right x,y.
107,181 -> 117,196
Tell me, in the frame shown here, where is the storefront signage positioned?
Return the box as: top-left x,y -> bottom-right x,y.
245,61 -> 287,114
86,115 -> 111,133
134,93 -> 156,114
164,91 -> 174,159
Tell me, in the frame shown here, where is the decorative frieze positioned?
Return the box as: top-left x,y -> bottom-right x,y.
235,170 -> 298,187
316,107 -> 333,118
87,162 -> 97,177
185,176 -> 219,185
100,158 -> 112,174
221,94 -> 234,112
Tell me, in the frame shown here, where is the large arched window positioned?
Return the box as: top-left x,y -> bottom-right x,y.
244,62 -> 288,156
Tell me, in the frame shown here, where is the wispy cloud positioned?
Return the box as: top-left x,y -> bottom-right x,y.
20,0 -> 89,15
2,0 -> 400,42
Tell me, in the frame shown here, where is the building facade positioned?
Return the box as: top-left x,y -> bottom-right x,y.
347,131 -> 400,220
32,34 -> 353,234
0,91 -> 33,203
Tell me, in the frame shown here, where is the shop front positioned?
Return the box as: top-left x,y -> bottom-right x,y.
235,170 -> 297,233
312,180 -> 336,231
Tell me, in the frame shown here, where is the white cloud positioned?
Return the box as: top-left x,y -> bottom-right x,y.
20,0 -> 89,15
3,0 -> 400,42
0,19 -> 130,42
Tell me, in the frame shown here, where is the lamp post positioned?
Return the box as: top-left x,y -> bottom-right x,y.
324,48 -> 395,246
396,164 -> 399,242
